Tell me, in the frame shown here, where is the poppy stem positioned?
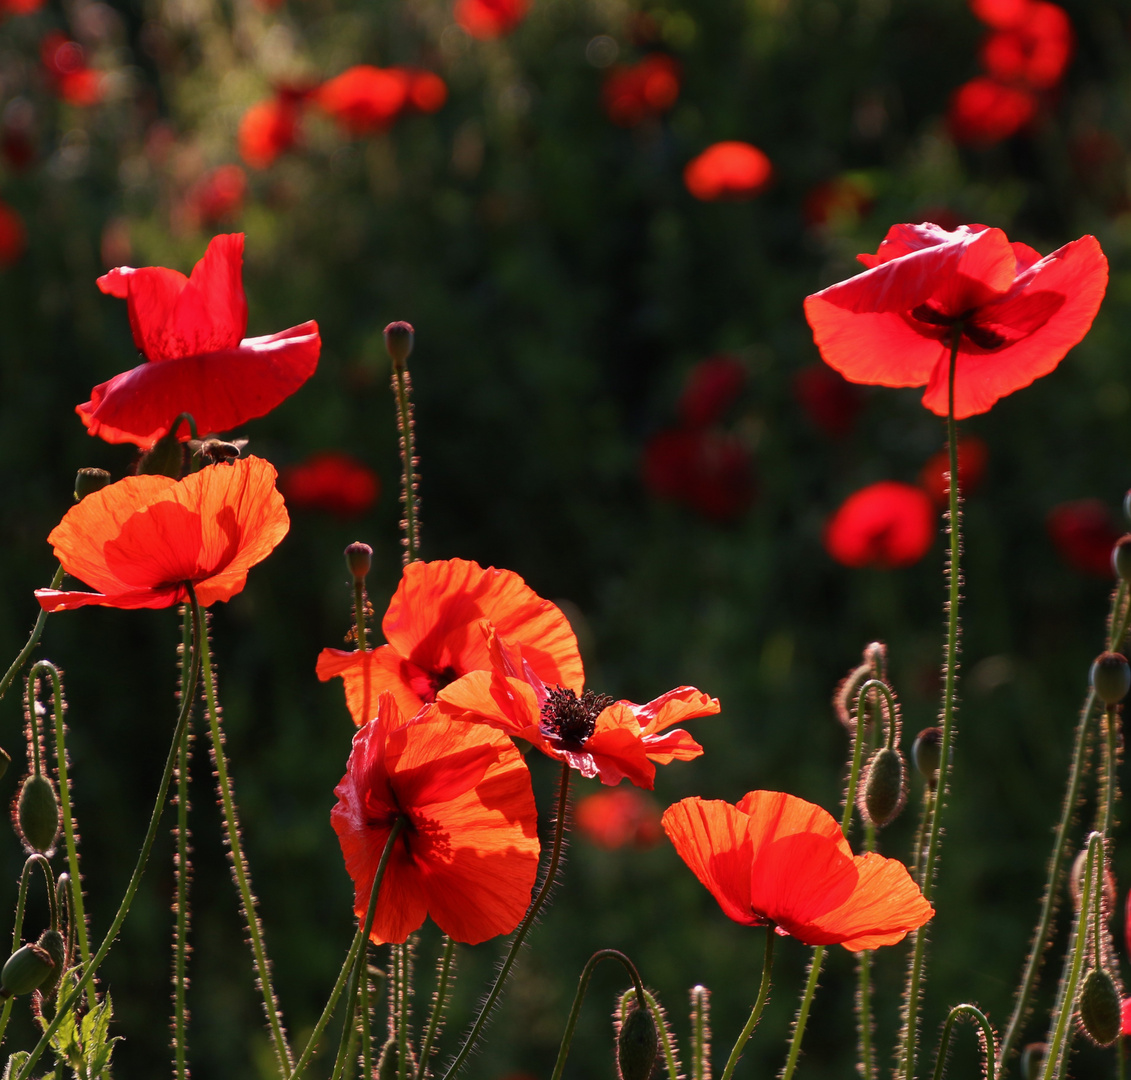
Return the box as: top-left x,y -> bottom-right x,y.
415,937 -> 457,1080
690,985 -> 711,1080
997,583 -> 1131,1073
1096,706 -> 1119,839
392,358 -> 422,566
549,948 -> 647,1080
354,579 -> 369,653
720,927 -> 775,1080
0,855 -> 50,1047
12,592 -> 202,1080
779,944 -> 823,1080
899,327 -> 964,1080
643,988 -> 683,1080
172,605 -> 195,1080
439,760 -> 573,1080
930,1004 -> 996,1080
0,564 -> 64,707
193,594 -> 294,1076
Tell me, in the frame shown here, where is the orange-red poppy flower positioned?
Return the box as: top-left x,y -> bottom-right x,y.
315,66 -> 411,135
918,436 -> 989,506
35,456 -> 289,612
684,141 -> 772,201
947,77 -> 1036,145
601,54 -> 680,127
979,2 -> 1072,90
280,451 -> 379,518
238,97 -> 301,169
78,233 -> 321,447
575,787 -> 662,849
825,482 -> 935,569
662,790 -> 934,950
333,693 -> 540,945
436,637 -> 719,788
454,0 -> 529,38
317,558 -> 584,724
793,363 -> 865,439
803,222 -> 1108,419
402,69 -> 448,114
642,428 -> 755,522
1047,499 -> 1120,577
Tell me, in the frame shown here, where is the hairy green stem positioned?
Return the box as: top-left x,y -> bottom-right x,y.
416,938 -> 457,1080
931,1004 -> 996,1080
691,986 -> 710,1080
172,606 -> 194,1080
392,363 -> 421,565
642,989 -> 682,1080
0,566 -> 64,706
720,929 -> 775,1080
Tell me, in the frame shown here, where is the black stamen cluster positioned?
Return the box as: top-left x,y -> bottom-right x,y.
539,687 -> 613,747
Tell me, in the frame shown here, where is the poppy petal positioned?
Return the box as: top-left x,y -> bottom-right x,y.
316,645 -> 424,724
630,686 -> 721,736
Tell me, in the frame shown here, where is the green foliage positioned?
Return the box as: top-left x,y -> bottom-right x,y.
45,992 -> 122,1080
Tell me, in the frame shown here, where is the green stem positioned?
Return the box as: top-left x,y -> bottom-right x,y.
440,761 -> 573,1080
642,989 -> 682,1080
397,942 -> 410,1080
720,929 -> 775,1080
931,1004 -> 996,1080
416,938 -> 457,1080
858,952 -> 874,1080
549,949 -> 647,1080
173,604 -> 194,1080
780,945 -> 823,1080
14,592 -> 202,1080
1097,707 -> 1119,839
392,363 -> 421,565
194,595 -> 293,1075
359,959 -> 372,1080
354,580 -> 369,654
0,566 -> 64,706
691,986 -> 710,1080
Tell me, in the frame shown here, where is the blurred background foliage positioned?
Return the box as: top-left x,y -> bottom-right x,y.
3,0 -> 1131,1074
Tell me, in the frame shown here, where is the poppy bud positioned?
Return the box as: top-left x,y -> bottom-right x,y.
858,746 -> 906,827
376,1037 -> 399,1080
616,999 -> 658,1080
345,542 -> 373,582
384,321 -> 415,370
912,728 -> 942,788
1090,652 -> 1130,706
1020,1043 -> 1047,1080
16,774 -> 59,854
36,929 -> 65,998
137,428 -> 185,479
1069,847 -> 1117,914
1078,968 -> 1122,1046
1115,535 -> 1131,582
0,944 -> 54,998
74,468 -> 111,502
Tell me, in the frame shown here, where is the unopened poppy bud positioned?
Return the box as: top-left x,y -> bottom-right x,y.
1078,968 -> 1122,1046
912,728 -> 942,788
74,468 -> 111,502
1069,848 -> 1117,914
376,1037 -> 399,1080
0,944 -> 54,998
16,774 -> 59,854
616,1000 -> 658,1080
345,542 -> 373,582
1114,536 -> 1131,582
1091,652 -> 1130,706
137,429 -> 185,479
1020,1043 -> 1047,1080
36,929 -> 65,998
384,321 -> 415,370
858,746 -> 906,827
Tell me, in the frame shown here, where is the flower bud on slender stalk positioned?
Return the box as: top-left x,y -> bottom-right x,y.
384,322 -> 415,371
0,945 -> 54,999
615,995 -> 659,1080
74,468 -> 111,502
1091,652 -> 1130,705
345,542 -> 373,582
1078,968 -> 1122,1046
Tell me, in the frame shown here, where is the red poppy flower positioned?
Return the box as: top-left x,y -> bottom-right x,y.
77,232 -> 321,447
662,791 -> 934,950
918,436 -> 989,506
642,428 -> 754,522
803,222 -> 1108,419
315,67 -> 411,135
0,200 -> 27,268
454,0 -> 529,38
402,69 -> 448,113
238,97 -> 302,169
678,355 -> 747,427
333,693 -> 539,945
825,482 -> 935,569
40,33 -> 104,107
575,788 -> 662,849
979,2 -> 1072,89
35,456 -> 289,612
435,639 -> 719,789
280,451 -> 379,518
947,77 -> 1036,145
601,55 -> 680,127
1122,997 -> 1131,1038
317,558 -> 584,724
970,0 -> 1033,29
1047,499 -> 1120,577
684,142 -> 772,201
1,0 -> 45,15
793,364 -> 865,439
185,164 -> 248,227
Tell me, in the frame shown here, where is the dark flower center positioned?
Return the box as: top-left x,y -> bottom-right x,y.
540,686 -> 613,748
406,663 -> 459,703
909,304 -> 1006,350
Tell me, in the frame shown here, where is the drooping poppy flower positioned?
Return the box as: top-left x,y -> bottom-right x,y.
684,142 -> 772,201
238,97 -> 302,169
0,200 -> 27,268
78,232 -> 321,447
35,456 -> 289,612
825,482 -> 935,569
662,790 -> 934,950
315,66 -> 411,135
601,54 -> 680,127
1047,499 -> 1120,577
575,787 -> 662,849
436,634 -> 719,789
918,436 -> 989,506
793,363 -> 865,439
317,558 -> 584,724
678,355 -> 747,428
280,451 -> 379,518
803,222 -> 1108,419
947,77 -> 1036,145
333,693 -> 540,945
642,428 -> 754,522
979,1 -> 1072,90
184,164 -> 248,227
454,0 -> 529,38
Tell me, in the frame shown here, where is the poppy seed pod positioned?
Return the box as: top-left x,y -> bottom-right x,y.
16,773 -> 59,854
858,746 -> 906,827
616,1000 -> 659,1080
1078,968 -> 1122,1046
1090,652 -> 1130,706
912,728 -> 942,788
36,929 -> 65,998
384,321 -> 415,369
344,542 -> 373,582
73,467 -> 111,502
1020,1043 -> 1047,1080
0,944 -> 55,998
1113,535 -> 1131,582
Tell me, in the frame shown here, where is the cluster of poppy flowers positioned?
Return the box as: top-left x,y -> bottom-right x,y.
948,0 -> 1074,144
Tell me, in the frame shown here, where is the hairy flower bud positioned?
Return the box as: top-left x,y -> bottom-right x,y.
858,746 -> 906,827
74,468 -> 111,502
1078,968 -> 1122,1046
345,542 -> 373,582
0,944 -> 55,998
616,1000 -> 659,1080
912,727 -> 942,789
137,429 -> 186,479
16,774 -> 60,854
36,929 -> 65,999
1091,652 -> 1130,706
384,321 -> 415,370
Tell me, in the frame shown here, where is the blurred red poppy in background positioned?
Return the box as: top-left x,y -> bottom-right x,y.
575,788 -> 662,849
918,436 -> 989,506
948,77 -> 1036,144
643,428 -> 754,521
793,364 -> 865,439
185,164 -> 247,227
315,66 -> 409,134
333,693 -> 539,945
825,482 -> 935,569
280,451 -> 379,518
78,232 -> 321,446
40,33 -> 103,107
684,141 -> 772,201
979,2 -> 1073,90
804,222 -> 1108,418
970,0 -> 1032,28
1,0 -> 46,15
36,457 -> 289,612
662,790 -> 934,950
1047,499 -> 1120,577
678,355 -> 747,427
0,200 -> 27,267
602,54 -> 680,127
238,96 -> 303,169
454,0 -> 529,39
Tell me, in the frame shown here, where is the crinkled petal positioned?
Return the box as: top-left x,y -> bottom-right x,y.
316,645 -> 424,725
630,686 -> 720,736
